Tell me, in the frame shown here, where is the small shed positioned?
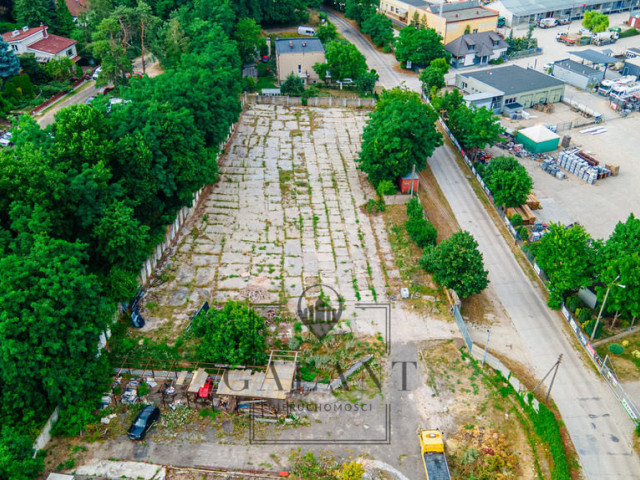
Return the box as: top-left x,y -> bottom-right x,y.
516,125 -> 560,153
629,11 -> 640,29
399,171 -> 419,194
552,59 -> 605,89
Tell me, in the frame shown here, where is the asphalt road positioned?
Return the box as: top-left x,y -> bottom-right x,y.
327,10 -> 640,479
37,81 -> 99,128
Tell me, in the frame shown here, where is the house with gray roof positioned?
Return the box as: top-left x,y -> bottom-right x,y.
487,0 -> 638,26
446,31 -> 508,68
275,38 -> 326,84
456,65 -> 565,113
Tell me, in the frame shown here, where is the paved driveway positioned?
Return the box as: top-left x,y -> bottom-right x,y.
327,10 -> 640,479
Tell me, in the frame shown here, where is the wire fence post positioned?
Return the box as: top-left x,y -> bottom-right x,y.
482,329 -> 491,367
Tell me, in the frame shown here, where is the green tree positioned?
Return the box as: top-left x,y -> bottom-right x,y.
483,155 -> 532,207
259,0 -> 310,26
361,13 -> 394,47
395,26 -> 447,68
0,235 -> 112,425
406,197 -> 423,219
345,0 -> 378,25
4,74 -> 35,102
280,72 -> 305,96
420,65 -> 445,94
406,216 -> 437,248
233,18 -> 266,62
190,301 -> 268,365
0,39 -> 21,82
13,0 -> 52,27
324,40 -> 368,81
357,88 -> 442,186
356,69 -> 378,95
430,57 -> 450,74
0,429 -> 44,480
55,0 -> 76,37
420,230 -> 489,298
90,16 -> 133,86
18,53 -> 51,84
316,21 -> 338,44
45,56 -> 80,81
533,223 -> 597,309
155,17 -> 190,68
582,11 -> 609,33
597,214 -> 640,323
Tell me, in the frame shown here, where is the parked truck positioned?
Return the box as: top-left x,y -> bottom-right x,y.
592,30 -> 618,46
419,429 -> 451,480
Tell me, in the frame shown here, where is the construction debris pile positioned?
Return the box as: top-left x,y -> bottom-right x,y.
557,149 -> 615,184
540,158 -> 566,179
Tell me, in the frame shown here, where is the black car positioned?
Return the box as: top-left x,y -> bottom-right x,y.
128,405 -> 160,440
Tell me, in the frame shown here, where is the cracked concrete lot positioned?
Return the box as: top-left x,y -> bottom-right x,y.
141,105 -> 398,336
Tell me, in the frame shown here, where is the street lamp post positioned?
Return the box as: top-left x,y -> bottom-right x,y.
590,275 -> 626,341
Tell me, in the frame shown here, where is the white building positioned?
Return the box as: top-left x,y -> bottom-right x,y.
2,25 -> 78,63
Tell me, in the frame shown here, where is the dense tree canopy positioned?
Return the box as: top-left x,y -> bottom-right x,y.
361,13 -> 394,47
483,156 -> 533,208
582,11 -> 609,33
533,223 -> 598,309
395,27 -> 448,67
345,0 -> 378,25
323,40 -> 368,81
357,88 -> 442,186
420,231 -> 489,298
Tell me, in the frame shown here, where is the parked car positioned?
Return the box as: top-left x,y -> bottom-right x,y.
558,17 -> 571,25
297,26 -> 315,36
128,405 -> 160,440
91,66 -> 102,81
98,86 -> 114,95
85,96 -> 95,105
0,131 -> 13,147
539,18 -> 559,28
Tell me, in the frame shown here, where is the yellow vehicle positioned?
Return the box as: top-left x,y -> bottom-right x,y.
418,429 -> 451,480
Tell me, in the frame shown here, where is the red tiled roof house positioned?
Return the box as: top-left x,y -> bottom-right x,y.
64,0 -> 88,22
2,25 -> 78,63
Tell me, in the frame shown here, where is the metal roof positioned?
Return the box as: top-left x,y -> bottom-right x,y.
487,0 -> 607,17
460,65 -> 564,95
275,38 -> 324,56
570,49 -> 616,65
438,6 -> 497,21
554,59 -> 601,76
518,124 -> 560,143
398,0 -> 431,7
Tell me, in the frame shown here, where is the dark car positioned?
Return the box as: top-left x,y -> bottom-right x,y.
558,17 -> 571,25
127,405 -> 160,440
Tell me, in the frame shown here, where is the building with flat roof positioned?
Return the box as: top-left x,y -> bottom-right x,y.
551,59 -> 604,89
380,0 -> 499,43
487,0 -> 640,27
275,38 -> 326,85
456,65 -> 565,113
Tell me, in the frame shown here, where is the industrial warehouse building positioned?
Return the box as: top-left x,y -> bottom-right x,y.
456,65 -> 565,113
487,0 -> 640,26
551,59 -> 604,89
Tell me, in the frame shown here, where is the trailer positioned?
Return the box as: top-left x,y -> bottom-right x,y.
419,429 -> 451,480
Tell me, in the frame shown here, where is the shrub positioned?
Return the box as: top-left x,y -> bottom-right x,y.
620,28 -> 639,38
377,180 -> 396,196
406,197 -> 423,219
241,76 -> 256,92
280,73 -> 305,96
565,295 -> 583,312
608,343 -> 624,355
622,340 -> 630,348
489,57 -> 505,65
510,213 -> 523,227
636,421 -> 640,438
365,198 -> 385,213
52,401 -> 98,437
576,307 -> 592,323
517,226 -> 529,240
137,381 -> 150,397
405,217 -> 437,248
288,336 -> 303,350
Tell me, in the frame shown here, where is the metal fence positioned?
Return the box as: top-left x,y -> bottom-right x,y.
430,92 -> 640,423
244,93 -> 376,108
453,304 -> 473,353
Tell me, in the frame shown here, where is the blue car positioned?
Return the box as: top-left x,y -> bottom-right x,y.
127,405 -> 160,440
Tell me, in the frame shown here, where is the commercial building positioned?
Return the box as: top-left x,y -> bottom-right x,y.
2,25 -> 78,63
622,56 -> 640,77
275,38 -> 326,85
446,31 -> 508,67
380,0 -> 499,44
456,64 -> 565,113
551,59 -> 604,89
487,0 -> 640,26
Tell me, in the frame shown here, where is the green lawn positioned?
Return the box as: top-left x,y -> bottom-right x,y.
257,76 -> 277,91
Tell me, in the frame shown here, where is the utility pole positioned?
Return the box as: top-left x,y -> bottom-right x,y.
591,275 -> 625,341
532,354 -> 563,402
482,329 -> 491,367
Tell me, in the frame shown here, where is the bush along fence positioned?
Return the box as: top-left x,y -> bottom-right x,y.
244,93 -> 376,108
429,92 -> 640,424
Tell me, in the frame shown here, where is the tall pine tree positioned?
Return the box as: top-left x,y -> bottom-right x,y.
0,39 -> 21,82
13,0 -> 53,27
55,0 -> 75,37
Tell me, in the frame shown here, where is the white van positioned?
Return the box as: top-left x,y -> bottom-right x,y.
298,26 -> 316,36
539,18 -> 558,28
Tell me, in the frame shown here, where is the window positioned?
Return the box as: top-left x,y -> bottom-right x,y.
505,97 -> 517,104
67,49 -> 73,56
298,65 -> 301,73
11,45 -> 17,52
461,81 -> 468,89
473,28 -> 478,33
